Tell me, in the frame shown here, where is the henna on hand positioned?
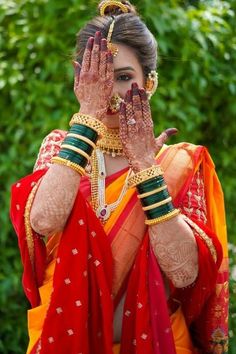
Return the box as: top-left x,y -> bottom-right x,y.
149,216 -> 199,288
119,83 -> 177,172
73,32 -> 114,120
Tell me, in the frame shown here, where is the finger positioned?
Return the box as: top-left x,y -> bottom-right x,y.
73,61 -> 81,90
119,102 -> 128,143
165,128 -> 178,137
131,83 -> 143,127
99,39 -> 107,77
124,90 -> 137,135
81,37 -> 94,73
155,128 -> 178,150
140,88 -> 153,130
106,51 -> 114,81
90,31 -> 101,73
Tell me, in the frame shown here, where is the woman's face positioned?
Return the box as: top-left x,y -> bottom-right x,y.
102,43 -> 145,128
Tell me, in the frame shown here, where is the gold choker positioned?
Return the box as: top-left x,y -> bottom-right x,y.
97,128 -> 124,157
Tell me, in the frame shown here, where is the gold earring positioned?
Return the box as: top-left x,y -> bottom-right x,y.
145,71 -> 158,100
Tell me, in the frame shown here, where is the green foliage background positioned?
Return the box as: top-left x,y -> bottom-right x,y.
0,0 -> 236,352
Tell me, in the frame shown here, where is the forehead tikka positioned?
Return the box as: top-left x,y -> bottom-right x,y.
107,19 -> 119,57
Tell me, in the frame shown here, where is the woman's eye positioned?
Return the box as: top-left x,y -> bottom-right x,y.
116,74 -> 132,81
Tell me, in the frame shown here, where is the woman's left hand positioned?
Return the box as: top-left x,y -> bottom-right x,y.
119,83 -> 177,172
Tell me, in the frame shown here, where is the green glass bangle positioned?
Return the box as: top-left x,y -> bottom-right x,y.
58,149 -> 87,161
70,124 -> 98,142
137,177 -> 165,194
58,149 -> 88,167
146,202 -> 175,220
63,137 -> 93,155
140,189 -> 170,207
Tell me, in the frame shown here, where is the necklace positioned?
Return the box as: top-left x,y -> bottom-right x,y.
97,128 -> 124,157
91,149 -> 131,222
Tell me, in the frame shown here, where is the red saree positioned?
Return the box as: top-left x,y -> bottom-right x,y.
10,131 -> 228,354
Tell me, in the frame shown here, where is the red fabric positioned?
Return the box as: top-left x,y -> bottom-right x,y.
148,246 -> 176,354
172,219 -> 223,324
172,219 -> 225,353
10,139 -> 227,354
10,170 -> 47,307
11,169 -> 176,354
33,192 -> 114,354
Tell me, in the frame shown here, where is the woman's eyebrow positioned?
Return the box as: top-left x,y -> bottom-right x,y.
114,66 -> 135,72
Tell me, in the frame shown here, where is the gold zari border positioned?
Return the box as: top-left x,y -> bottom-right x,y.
24,180 -> 42,270
182,215 -> 217,263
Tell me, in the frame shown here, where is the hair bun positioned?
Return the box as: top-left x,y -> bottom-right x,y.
98,0 -> 137,17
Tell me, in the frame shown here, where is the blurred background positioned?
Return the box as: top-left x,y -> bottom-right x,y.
0,0 -> 235,352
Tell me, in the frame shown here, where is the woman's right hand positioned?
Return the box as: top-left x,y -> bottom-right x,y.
73,31 -> 114,120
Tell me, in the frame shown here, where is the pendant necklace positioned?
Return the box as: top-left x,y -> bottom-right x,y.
91,149 -> 131,222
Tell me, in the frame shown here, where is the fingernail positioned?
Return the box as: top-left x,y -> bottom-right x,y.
87,37 -> 94,50
101,39 -> 107,51
140,89 -> 147,100
132,82 -> 138,89
126,90 -> 132,102
165,128 -> 178,137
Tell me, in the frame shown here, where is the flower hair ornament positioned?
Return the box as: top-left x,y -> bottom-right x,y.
145,70 -> 158,100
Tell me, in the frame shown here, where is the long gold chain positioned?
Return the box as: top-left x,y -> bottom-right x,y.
90,150 -> 99,211
90,149 -> 130,222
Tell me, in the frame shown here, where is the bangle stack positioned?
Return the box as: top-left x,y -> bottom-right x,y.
128,165 -> 180,225
52,113 -> 106,175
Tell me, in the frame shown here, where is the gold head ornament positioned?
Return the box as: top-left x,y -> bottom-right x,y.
100,1 -> 129,56
106,20 -> 118,57
99,0 -> 129,17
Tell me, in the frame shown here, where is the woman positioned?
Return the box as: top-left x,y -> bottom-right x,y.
10,1 -> 229,353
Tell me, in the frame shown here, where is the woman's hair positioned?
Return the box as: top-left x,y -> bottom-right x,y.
75,0 -> 157,78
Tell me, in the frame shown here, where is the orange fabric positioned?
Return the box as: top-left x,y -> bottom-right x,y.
21,142 -> 227,353
112,307 -> 195,354
26,142 -> 203,352
112,343 -> 121,354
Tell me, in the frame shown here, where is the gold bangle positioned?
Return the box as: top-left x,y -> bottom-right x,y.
61,144 -> 91,161
138,185 -> 167,199
51,156 -> 85,176
69,113 -> 106,137
66,133 -> 96,150
145,209 -> 180,226
99,0 -> 129,16
142,196 -> 172,211
128,165 -> 164,188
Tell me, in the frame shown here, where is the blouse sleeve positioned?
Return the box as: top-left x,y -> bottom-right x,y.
178,164 -> 207,224
33,129 -> 67,172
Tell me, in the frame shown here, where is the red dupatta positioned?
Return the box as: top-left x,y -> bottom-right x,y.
10,141 -> 228,354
